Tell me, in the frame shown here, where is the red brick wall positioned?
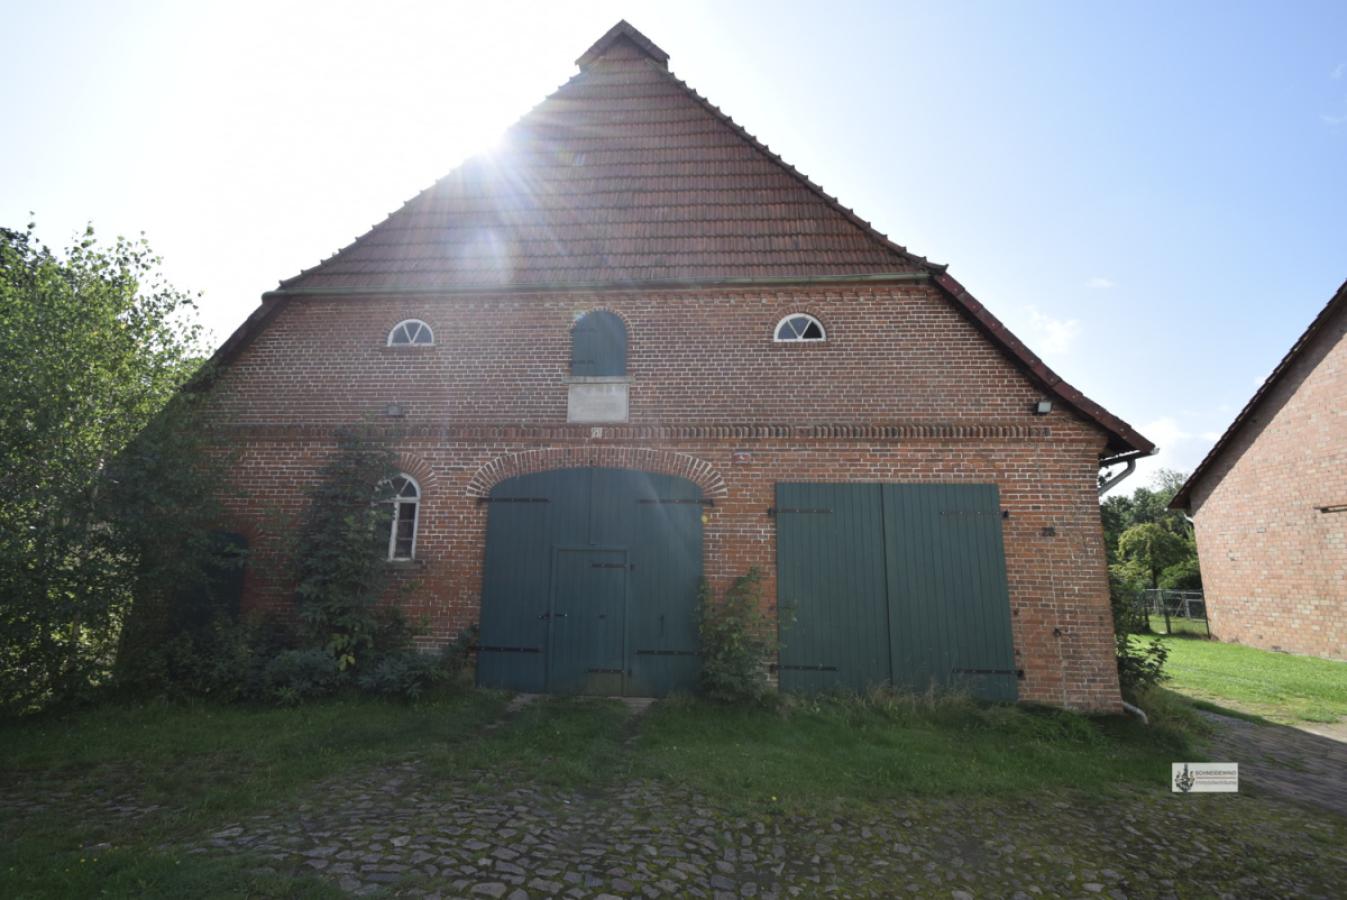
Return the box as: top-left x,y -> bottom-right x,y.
204,283 -> 1124,711
1190,305 -> 1347,660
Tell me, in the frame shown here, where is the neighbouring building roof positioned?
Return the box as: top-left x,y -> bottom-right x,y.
210,20 -> 1153,457
1172,277 -> 1347,510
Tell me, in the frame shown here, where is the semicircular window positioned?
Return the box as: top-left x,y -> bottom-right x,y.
775,313 -> 826,342
387,319 -> 434,346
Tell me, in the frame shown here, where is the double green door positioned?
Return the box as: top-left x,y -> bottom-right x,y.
776,483 -> 1019,701
478,468 -> 703,696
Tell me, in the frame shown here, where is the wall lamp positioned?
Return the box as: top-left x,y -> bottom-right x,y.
1034,400 -> 1053,415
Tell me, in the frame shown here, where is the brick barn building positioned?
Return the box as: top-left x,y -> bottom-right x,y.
201,21 -> 1153,710
1172,279 -> 1347,661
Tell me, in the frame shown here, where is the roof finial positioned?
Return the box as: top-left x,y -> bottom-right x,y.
576,20 -> 670,70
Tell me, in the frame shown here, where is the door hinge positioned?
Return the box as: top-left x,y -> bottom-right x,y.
767,507 -> 832,517
476,496 -> 550,505
591,562 -> 632,570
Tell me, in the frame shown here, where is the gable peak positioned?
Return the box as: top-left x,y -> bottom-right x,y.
576,20 -> 669,70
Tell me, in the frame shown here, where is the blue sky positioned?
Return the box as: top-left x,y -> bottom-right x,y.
4,1 -> 1345,487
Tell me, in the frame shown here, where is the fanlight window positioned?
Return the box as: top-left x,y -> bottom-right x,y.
383,475 -> 421,560
388,319 -> 433,346
775,314 -> 825,342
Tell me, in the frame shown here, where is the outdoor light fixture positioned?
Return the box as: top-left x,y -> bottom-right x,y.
1034,400 -> 1053,415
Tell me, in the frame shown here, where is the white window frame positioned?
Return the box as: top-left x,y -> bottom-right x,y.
387,319 -> 434,347
384,474 -> 421,560
773,313 -> 827,342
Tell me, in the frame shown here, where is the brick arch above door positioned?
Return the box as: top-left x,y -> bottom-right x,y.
466,446 -> 728,500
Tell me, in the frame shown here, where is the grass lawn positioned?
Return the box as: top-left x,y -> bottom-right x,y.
1146,613 -> 1211,637
629,693 -> 1190,813
1143,633 -> 1347,724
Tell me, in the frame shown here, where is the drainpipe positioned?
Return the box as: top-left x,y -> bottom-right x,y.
1121,700 -> 1149,724
1097,449 -> 1156,497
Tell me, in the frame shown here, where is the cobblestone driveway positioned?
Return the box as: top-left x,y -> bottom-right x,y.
177,759 -> 1346,899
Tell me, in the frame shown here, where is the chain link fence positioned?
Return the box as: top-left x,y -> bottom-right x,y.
1136,589 -> 1210,637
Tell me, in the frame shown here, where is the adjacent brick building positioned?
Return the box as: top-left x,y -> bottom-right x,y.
200,21 -> 1153,710
1173,280 -> 1347,661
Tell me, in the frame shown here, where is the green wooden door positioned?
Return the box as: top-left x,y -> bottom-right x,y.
478,467 -> 702,696
776,483 -> 1018,701
775,485 -> 891,692
548,549 -> 628,695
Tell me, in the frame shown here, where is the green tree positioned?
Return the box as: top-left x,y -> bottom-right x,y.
0,222 -> 220,714
1117,522 -> 1188,590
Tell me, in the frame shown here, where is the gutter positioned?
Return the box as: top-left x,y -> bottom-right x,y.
1098,448 -> 1156,497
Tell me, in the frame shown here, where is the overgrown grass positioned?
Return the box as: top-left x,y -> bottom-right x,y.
1143,634 -> 1347,724
629,690 -> 1193,814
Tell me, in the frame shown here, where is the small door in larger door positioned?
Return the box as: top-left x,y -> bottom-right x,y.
548,548 -> 628,695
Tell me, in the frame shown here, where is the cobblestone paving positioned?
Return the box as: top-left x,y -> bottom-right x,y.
160,760 -> 1345,899
1199,710 -> 1347,817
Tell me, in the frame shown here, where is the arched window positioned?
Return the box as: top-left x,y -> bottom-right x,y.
383,474 -> 421,560
571,310 -> 627,376
774,313 -> 826,342
387,319 -> 433,346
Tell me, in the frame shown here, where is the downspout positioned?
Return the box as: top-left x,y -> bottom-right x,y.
1121,700 -> 1149,724
1097,448 -> 1156,496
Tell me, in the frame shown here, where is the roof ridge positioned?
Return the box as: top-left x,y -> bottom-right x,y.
577,20 -> 669,70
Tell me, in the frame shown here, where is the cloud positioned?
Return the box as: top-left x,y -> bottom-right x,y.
1085,276 -> 1117,289
1320,112 -> 1347,127
1333,62 -> 1345,80
1023,305 -> 1082,354
1199,430 -> 1222,442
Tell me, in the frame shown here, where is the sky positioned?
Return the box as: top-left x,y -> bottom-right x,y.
4,1 -> 1345,489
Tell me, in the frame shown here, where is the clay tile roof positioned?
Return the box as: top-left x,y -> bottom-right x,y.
1171,277 -> 1347,510
275,21 -> 930,294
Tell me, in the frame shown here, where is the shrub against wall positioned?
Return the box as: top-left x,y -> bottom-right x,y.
698,568 -> 779,705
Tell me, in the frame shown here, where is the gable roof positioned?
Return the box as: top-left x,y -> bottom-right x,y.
276,21 -> 930,292
209,20 -> 1152,457
1172,277 -> 1347,510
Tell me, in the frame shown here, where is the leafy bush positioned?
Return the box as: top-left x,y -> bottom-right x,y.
698,568 -> 777,705
356,651 -> 441,700
0,224 -> 224,716
1109,570 -> 1169,698
258,649 -> 343,706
